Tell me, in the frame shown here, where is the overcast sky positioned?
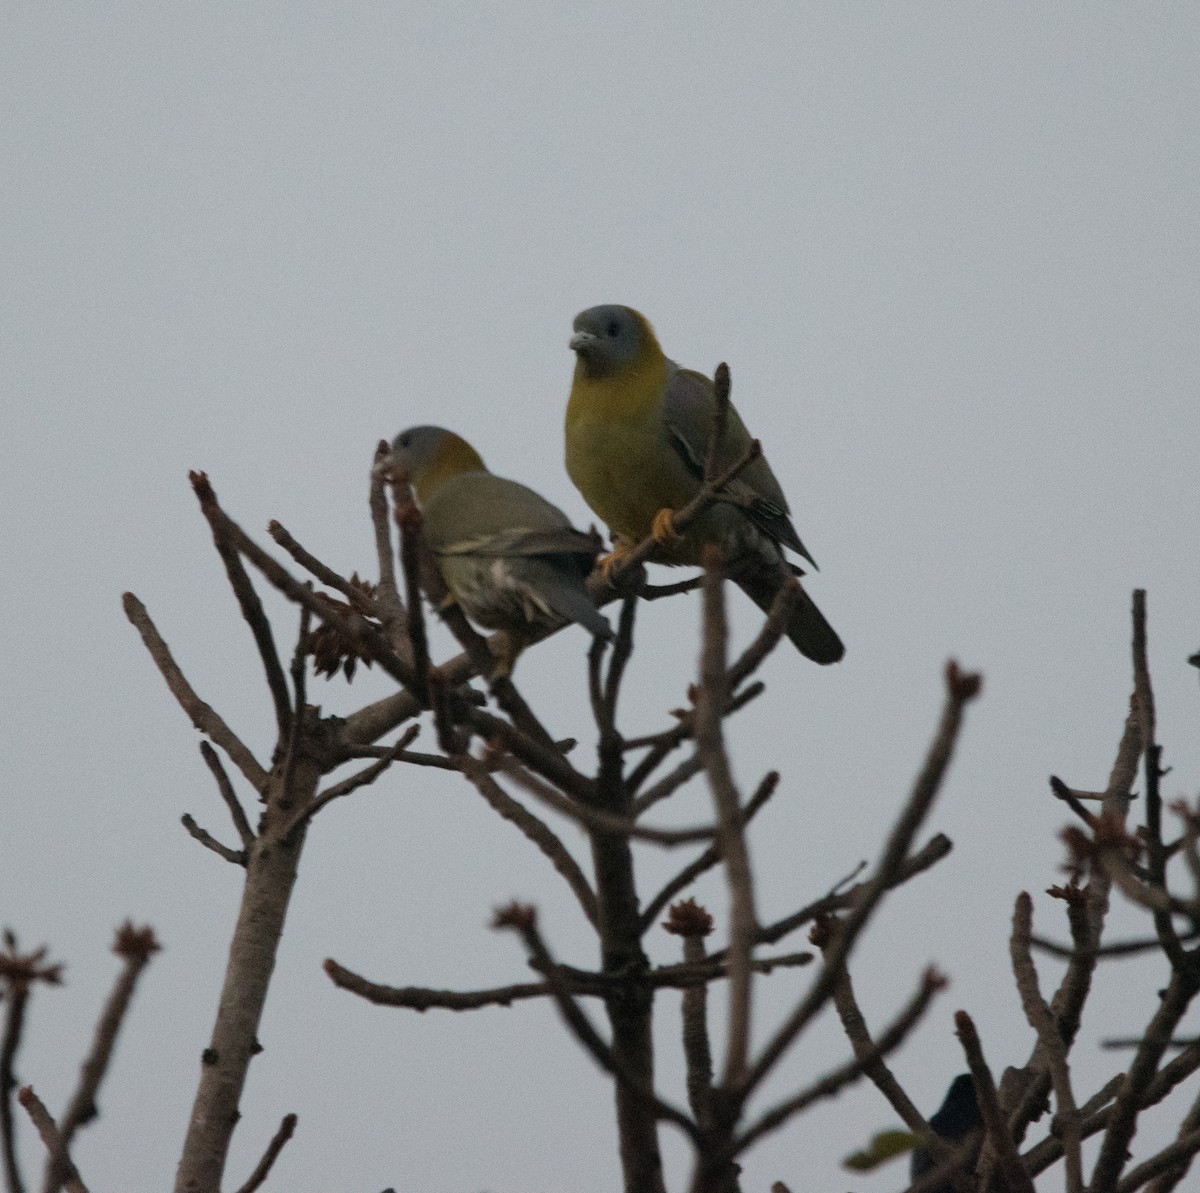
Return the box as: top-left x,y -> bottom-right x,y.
3,6 -> 1199,1192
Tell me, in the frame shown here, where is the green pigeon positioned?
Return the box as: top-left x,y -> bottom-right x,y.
565,304 -> 843,664
392,425 -> 612,676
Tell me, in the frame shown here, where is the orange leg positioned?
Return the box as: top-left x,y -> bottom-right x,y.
650,507 -> 679,545
596,540 -> 635,583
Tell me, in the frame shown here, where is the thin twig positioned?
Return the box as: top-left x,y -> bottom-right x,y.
343,743 -> 460,771
278,603 -> 312,813
394,488 -> 431,706
325,959 -> 568,1008
1092,969 -> 1199,1191
650,951 -> 813,986
200,741 -> 255,848
625,682 -> 765,793
723,575 -> 801,693
191,475 -> 293,742
1,986 -> 28,1193
267,521 -> 376,614
459,702 -> 588,797
1103,1037 -> 1200,1051
954,1011 -> 1036,1193
1030,931 -> 1200,961
1132,590 -> 1191,975
123,593 -> 269,793
633,754 -> 706,816
735,968 -> 944,1154
474,738 -> 588,815
325,949 -> 814,1013
492,905 -> 698,1142
640,773 -> 779,933
44,926 -> 159,1193
458,758 -> 598,926
189,474 -> 419,692
282,725 -> 421,839
232,1113 -> 297,1193
180,815 -> 246,865
15,1091 -> 86,1193
642,576 -> 704,601
741,833 -> 953,957
1010,891 -> 1083,1193
368,440 -> 409,637
491,755 -> 717,846
817,923 -> 947,1159
740,663 -> 981,1102
587,635 -> 606,731
601,592 -> 638,732
1051,775 -> 1100,827
696,550 -> 756,1087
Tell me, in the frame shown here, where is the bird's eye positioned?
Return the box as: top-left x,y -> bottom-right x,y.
398,434 -> 410,447
606,320 -> 620,337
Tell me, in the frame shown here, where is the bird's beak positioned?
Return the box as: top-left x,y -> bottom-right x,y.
569,330 -> 598,353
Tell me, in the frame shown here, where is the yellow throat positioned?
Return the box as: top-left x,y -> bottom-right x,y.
412,433 -> 487,504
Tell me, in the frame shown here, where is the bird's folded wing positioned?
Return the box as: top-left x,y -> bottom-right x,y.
437,527 -> 604,559
662,367 -> 815,566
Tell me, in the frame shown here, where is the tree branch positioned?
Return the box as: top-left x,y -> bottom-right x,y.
735,967 -> 944,1154
1010,891 -> 1082,1193
640,772 -> 778,934
696,550 -> 756,1088
458,758 -> 598,926
231,1114 -> 297,1193
954,1011 -> 1035,1193
123,593 -> 269,793
15,1091 -> 86,1193
493,905 -> 698,1142
740,663 -> 980,1103
181,814 -> 246,865
44,926 -> 159,1193
199,741 -> 255,849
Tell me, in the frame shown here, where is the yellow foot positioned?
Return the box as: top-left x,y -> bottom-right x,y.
650,507 -> 679,545
597,543 -> 634,583
437,592 -> 459,611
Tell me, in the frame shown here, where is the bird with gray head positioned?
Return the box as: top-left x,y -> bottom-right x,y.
566,303 -> 843,664
391,425 -> 612,678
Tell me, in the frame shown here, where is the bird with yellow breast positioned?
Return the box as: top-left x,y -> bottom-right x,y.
565,305 -> 843,664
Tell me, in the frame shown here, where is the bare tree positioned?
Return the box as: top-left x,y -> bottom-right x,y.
4,382 -> 1200,1192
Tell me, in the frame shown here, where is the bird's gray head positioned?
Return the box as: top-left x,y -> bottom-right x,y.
569,305 -> 655,378
391,425 -> 486,501
391,425 -> 451,476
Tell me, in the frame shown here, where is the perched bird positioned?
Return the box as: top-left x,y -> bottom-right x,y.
565,305 -> 844,664
910,1074 -> 982,1189
391,425 -> 612,677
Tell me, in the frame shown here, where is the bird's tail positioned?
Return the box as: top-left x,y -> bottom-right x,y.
734,563 -> 844,665
524,559 -> 614,641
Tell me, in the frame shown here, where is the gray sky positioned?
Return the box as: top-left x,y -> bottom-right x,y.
3,6 -> 1199,1191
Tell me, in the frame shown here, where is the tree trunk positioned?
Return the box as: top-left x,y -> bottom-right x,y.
173,756 -> 319,1193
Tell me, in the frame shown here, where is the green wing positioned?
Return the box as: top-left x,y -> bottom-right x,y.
661,365 -> 816,568
423,472 -> 599,560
